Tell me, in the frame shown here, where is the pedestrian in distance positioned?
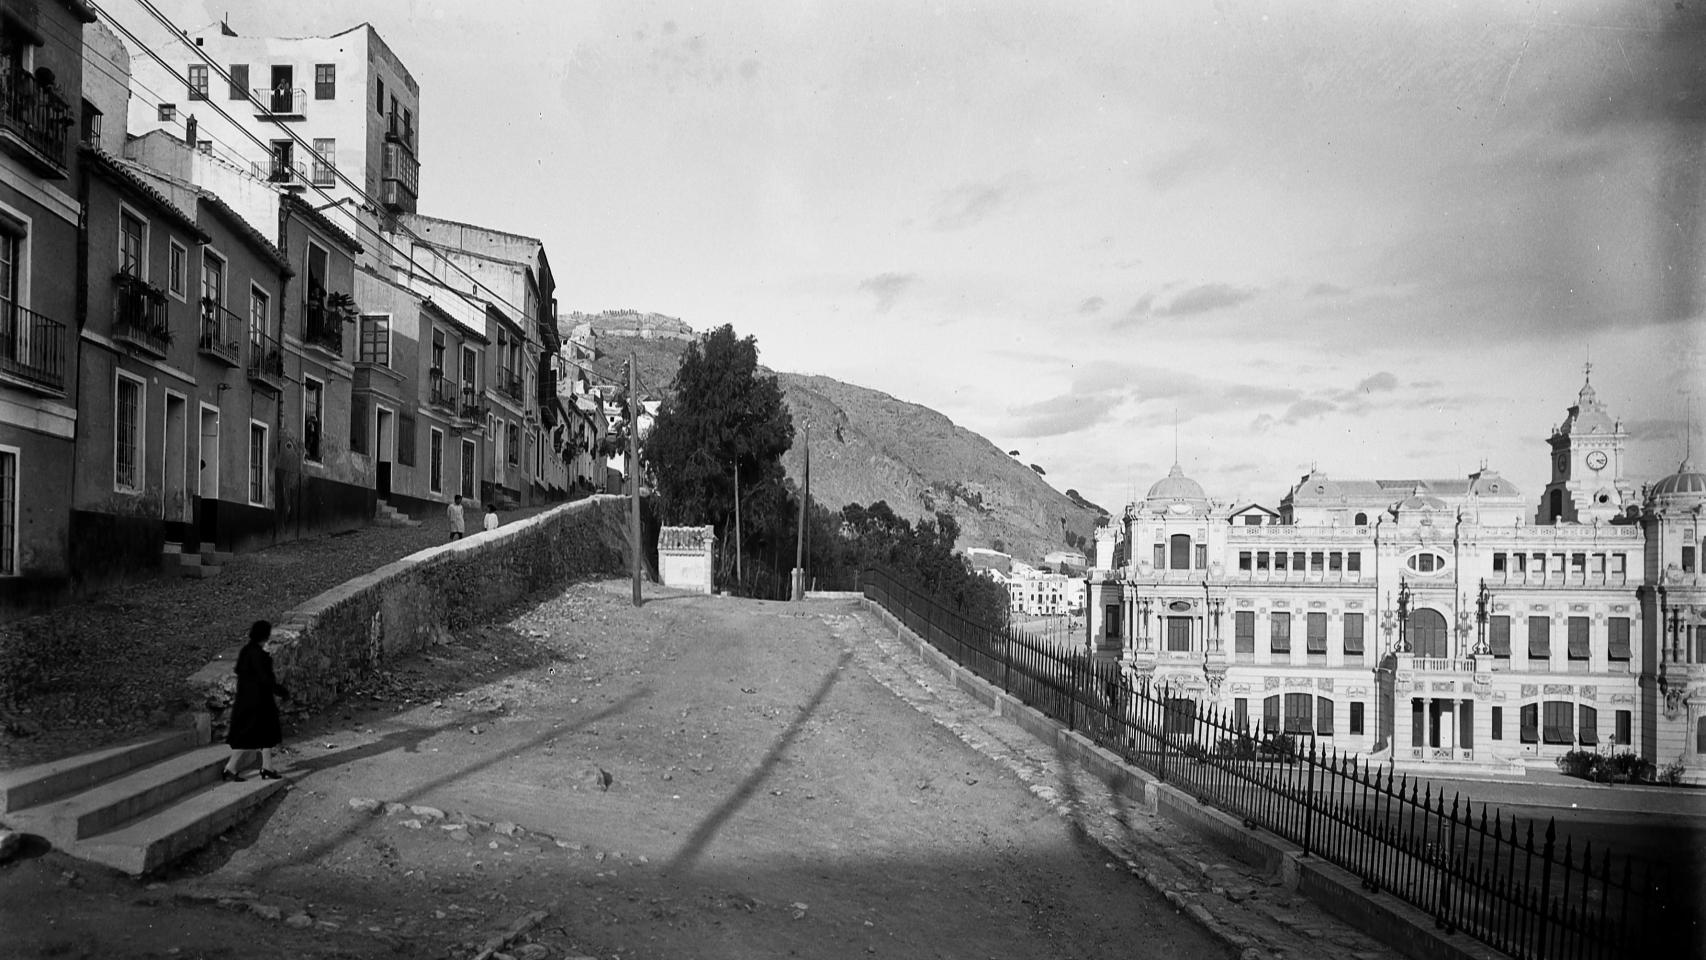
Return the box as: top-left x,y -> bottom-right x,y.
447,493 -> 465,540
483,504 -> 499,532
222,620 -> 290,782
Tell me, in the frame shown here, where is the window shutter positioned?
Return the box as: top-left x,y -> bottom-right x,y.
1343,613 -> 1364,655
1234,611 -> 1254,654
1528,617 -> 1550,658
1579,705 -> 1597,746
1307,613 -> 1327,654
1316,697 -> 1334,736
1270,613 -> 1291,653
1490,616 -> 1510,657
1520,703 -> 1539,743
1263,695 -> 1280,734
1607,618 -> 1630,661
1567,617 -> 1590,660
397,413 -> 417,466
350,394 -> 368,454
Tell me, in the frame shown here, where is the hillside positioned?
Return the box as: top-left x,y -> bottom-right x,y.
571,313 -> 1107,562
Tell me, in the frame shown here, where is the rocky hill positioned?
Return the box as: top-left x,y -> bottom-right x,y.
571,312 -> 1107,562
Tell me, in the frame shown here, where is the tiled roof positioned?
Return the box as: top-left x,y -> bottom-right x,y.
282,194 -> 363,255
658,526 -> 715,550
82,146 -> 210,243
196,190 -> 295,276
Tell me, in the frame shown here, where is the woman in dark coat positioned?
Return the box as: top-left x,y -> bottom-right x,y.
222,620 -> 290,782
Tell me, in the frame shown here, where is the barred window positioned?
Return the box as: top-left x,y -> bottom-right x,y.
0,449 -> 15,575
248,421 -> 267,505
114,374 -> 142,491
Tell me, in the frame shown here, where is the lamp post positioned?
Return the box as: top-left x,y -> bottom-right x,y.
1397,581 -> 1412,653
1474,579 -> 1491,655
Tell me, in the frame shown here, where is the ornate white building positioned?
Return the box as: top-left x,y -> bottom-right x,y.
1087,374 -> 1706,781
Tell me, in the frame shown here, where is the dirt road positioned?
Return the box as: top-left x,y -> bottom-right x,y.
2,580 -> 1397,959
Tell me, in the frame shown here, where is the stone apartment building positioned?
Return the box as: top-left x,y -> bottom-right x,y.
1088,375 -> 1706,784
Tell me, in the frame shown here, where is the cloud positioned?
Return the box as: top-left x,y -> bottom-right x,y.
1078,296 -> 1107,314
931,173 -> 1031,230
1307,282 -> 1351,297
1353,371 -> 1397,394
1007,393 -> 1118,438
1119,282 -> 1259,323
858,272 -> 919,312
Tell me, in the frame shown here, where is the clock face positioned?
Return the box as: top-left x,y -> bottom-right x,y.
1555,453 -> 1567,473
1586,451 -> 1608,471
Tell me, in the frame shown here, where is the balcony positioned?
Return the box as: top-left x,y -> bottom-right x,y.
380,141 -> 419,212
427,370 -> 457,411
251,157 -> 309,189
0,299 -> 67,393
459,384 -> 488,422
253,87 -> 306,119
247,331 -> 285,390
497,368 -> 523,402
302,298 -> 343,356
1,67 -> 74,177
385,112 -> 414,151
112,273 -> 171,356
198,298 -> 242,366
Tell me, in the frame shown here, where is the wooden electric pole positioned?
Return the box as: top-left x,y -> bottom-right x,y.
793,425 -> 808,600
734,459 -> 742,588
628,354 -> 642,607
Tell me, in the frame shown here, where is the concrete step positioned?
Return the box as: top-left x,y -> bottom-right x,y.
177,552 -> 204,568
0,729 -> 203,815
201,550 -> 233,566
3,745 -> 231,841
72,775 -> 284,875
181,564 -> 221,579
161,542 -> 183,557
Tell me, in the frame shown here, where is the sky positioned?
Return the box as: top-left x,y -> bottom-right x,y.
105,0 -> 1705,513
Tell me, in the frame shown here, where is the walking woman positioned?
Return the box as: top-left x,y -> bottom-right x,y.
222,620 -> 290,782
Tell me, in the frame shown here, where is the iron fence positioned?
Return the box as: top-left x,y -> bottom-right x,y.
859,567 -> 1689,960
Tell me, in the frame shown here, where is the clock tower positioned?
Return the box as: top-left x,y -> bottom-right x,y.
1537,365 -> 1635,524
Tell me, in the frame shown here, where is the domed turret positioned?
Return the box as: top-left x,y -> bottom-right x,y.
1648,460 -> 1706,513
1147,462 -> 1206,501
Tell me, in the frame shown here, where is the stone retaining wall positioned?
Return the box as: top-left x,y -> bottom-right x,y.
189,495 -> 641,715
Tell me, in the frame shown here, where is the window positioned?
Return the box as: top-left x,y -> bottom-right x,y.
1233,698 -> 1249,732
460,439 -> 476,498
429,428 -> 444,493
1255,551 -> 1269,571
1169,534 -> 1191,570
1528,616 -> 1550,660
248,421 -> 268,505
1612,554 -> 1626,577
1316,697 -> 1334,735
1579,705 -> 1598,746
1411,608 -> 1448,659
1273,550 -> 1287,571
1490,615 -> 1511,658
1519,703 -> 1538,743
461,345 -> 479,390
158,103 -> 176,122
1567,617 -> 1590,661
1493,552 -> 1507,573
1591,554 -> 1605,576
1194,544 -> 1207,569
1346,551 -> 1361,573
228,63 -> 248,100
1343,613 -> 1365,655
167,240 -> 186,299
1328,551 -> 1342,572
1699,718 -> 1706,755
359,315 -> 389,365
250,287 -> 270,345
1570,553 -> 1586,576
397,412 -> 416,467
1165,616 -> 1190,652
202,250 -> 225,306
1291,551 -> 1304,571
1239,551 -> 1251,571
1284,692 -> 1313,734
187,64 -> 208,99
1105,604 -> 1121,639
1310,551 -> 1324,572
1614,710 -> 1631,746
1307,612 -> 1327,654
1354,512 -> 1368,526
1408,552 -> 1442,573
506,422 -> 520,465
120,209 -> 146,277
1492,706 -> 1503,741
311,137 -> 335,185
403,106 -> 413,143
314,63 -> 335,99
376,77 -> 385,114
1270,612 -> 1290,653
1152,543 -> 1164,568
114,372 -> 143,492
302,378 -> 323,463
1263,695 -> 1280,734
1349,701 -> 1364,735
1163,697 -> 1197,737
1460,700 -> 1474,748
1234,611 -> 1254,655
0,448 -> 15,575
1685,546 -> 1698,574
1511,553 -> 1526,574
1542,700 -> 1573,744
431,328 -> 446,374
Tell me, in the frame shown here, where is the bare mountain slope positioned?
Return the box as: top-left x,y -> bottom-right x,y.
579,315 -> 1104,562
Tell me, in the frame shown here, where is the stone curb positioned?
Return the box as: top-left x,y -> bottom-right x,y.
854,597 -> 1505,960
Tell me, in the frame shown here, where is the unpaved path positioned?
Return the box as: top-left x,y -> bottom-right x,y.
1,580 -> 1400,959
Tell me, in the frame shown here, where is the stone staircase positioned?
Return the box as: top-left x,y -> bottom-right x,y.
162,543 -> 232,580
0,728 -> 284,875
374,499 -> 421,527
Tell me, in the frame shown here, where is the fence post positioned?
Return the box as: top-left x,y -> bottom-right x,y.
1537,819 -> 1555,960
1158,687 -> 1170,784
1301,737 -> 1317,858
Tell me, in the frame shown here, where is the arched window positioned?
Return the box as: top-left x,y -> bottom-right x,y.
1411,608 -> 1448,659
1549,489 -> 1564,521
1354,512 -> 1368,526
1169,534 -> 1191,570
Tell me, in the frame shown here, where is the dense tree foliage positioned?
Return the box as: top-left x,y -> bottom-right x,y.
644,325 -> 794,574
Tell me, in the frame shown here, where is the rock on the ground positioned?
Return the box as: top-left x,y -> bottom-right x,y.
285,912 -> 314,928
514,945 -> 550,960
408,805 -> 446,822
0,830 -> 20,863
348,797 -> 382,813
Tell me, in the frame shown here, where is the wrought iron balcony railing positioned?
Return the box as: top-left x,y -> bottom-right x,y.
0,299 -> 67,392
459,384 -> 488,421
254,86 -> 306,116
251,157 -> 309,186
247,330 -> 285,389
1,67 -> 74,173
302,298 -> 343,355
497,368 -> 523,401
427,370 -> 457,411
112,272 -> 171,356
198,298 -> 242,366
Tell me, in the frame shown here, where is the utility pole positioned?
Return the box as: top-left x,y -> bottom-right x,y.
793,425 -> 809,600
628,354 -> 642,607
734,459 -> 742,588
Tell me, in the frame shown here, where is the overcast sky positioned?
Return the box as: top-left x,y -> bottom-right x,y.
110,1 -> 1704,513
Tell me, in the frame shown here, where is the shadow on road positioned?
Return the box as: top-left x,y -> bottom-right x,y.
668,649 -> 853,875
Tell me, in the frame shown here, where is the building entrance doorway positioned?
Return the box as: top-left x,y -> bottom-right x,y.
1412,608 -> 1448,658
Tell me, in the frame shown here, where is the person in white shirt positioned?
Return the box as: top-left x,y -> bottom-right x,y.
446,494 -> 465,540
483,506 -> 499,532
